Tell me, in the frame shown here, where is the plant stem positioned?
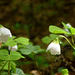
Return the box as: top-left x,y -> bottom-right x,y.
33,53 -> 40,71
8,61 -> 10,75
71,35 -> 74,45
0,61 -> 8,74
59,35 -> 75,49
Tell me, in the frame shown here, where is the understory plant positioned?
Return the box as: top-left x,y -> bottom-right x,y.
0,22 -> 75,75
0,25 -> 29,75
42,22 -> 75,75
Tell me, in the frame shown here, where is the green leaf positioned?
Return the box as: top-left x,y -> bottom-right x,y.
50,34 -> 58,40
0,25 -> 3,28
0,61 -> 16,70
70,26 -> 75,35
15,37 -> 29,45
20,48 -> 31,55
42,36 -> 51,44
0,49 -> 25,60
11,68 -> 25,75
62,22 -> 69,29
6,37 -> 17,46
62,69 -> 69,75
49,25 -> 68,34
20,45 -> 44,55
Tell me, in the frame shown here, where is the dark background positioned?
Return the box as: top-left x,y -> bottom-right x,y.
0,0 -> 75,44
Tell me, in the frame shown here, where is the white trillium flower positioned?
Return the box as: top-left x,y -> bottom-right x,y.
46,40 -> 61,55
0,27 -> 12,43
8,45 -> 18,51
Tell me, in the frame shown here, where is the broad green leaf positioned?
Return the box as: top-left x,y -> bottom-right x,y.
49,25 -> 68,34
42,36 -> 51,44
62,69 -> 69,75
50,34 -> 58,40
15,37 -> 29,45
70,26 -> 75,35
6,37 -> 17,46
15,68 -> 25,75
20,45 -> 44,55
0,49 -> 24,60
20,48 -> 31,55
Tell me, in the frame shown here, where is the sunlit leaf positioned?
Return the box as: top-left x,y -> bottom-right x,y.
6,37 -> 17,46
42,36 -> 51,44
49,25 -> 69,34
0,49 -> 24,60
15,37 -> 29,45
70,26 -> 75,35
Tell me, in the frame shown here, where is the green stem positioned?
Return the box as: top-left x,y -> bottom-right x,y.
0,61 -> 8,73
33,53 -> 40,71
59,35 -> 75,49
71,35 -> 74,45
8,61 -> 10,75
8,49 -> 11,75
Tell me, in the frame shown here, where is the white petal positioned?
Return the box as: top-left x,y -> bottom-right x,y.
50,44 -> 61,55
0,27 -> 12,38
66,23 -> 71,28
8,45 -> 18,51
46,42 -> 55,52
0,27 -> 12,43
46,42 -> 61,55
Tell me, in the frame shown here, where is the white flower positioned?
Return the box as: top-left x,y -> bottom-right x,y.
46,40 -> 61,55
64,23 -> 71,37
0,27 -> 12,43
64,23 -> 71,32
8,45 -> 18,51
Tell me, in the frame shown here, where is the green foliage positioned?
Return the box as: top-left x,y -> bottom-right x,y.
0,71 -> 8,75
36,56 -> 49,68
0,25 -> 3,28
50,34 -> 59,40
15,37 -> 29,45
62,69 -> 69,75
6,37 -> 17,47
0,61 -> 16,70
70,26 -> 75,35
62,22 -> 70,29
49,25 -> 69,34
0,49 -> 24,60
14,23 -> 21,29
20,44 -> 44,55
42,34 -> 59,44
42,36 -> 51,44
58,67 -> 65,73
11,68 -> 31,75
11,68 -> 25,75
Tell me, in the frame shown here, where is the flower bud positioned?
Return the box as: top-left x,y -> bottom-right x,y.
46,39 -> 61,55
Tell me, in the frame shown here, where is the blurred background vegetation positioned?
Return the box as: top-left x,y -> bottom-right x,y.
0,0 -> 75,74
0,0 -> 75,44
